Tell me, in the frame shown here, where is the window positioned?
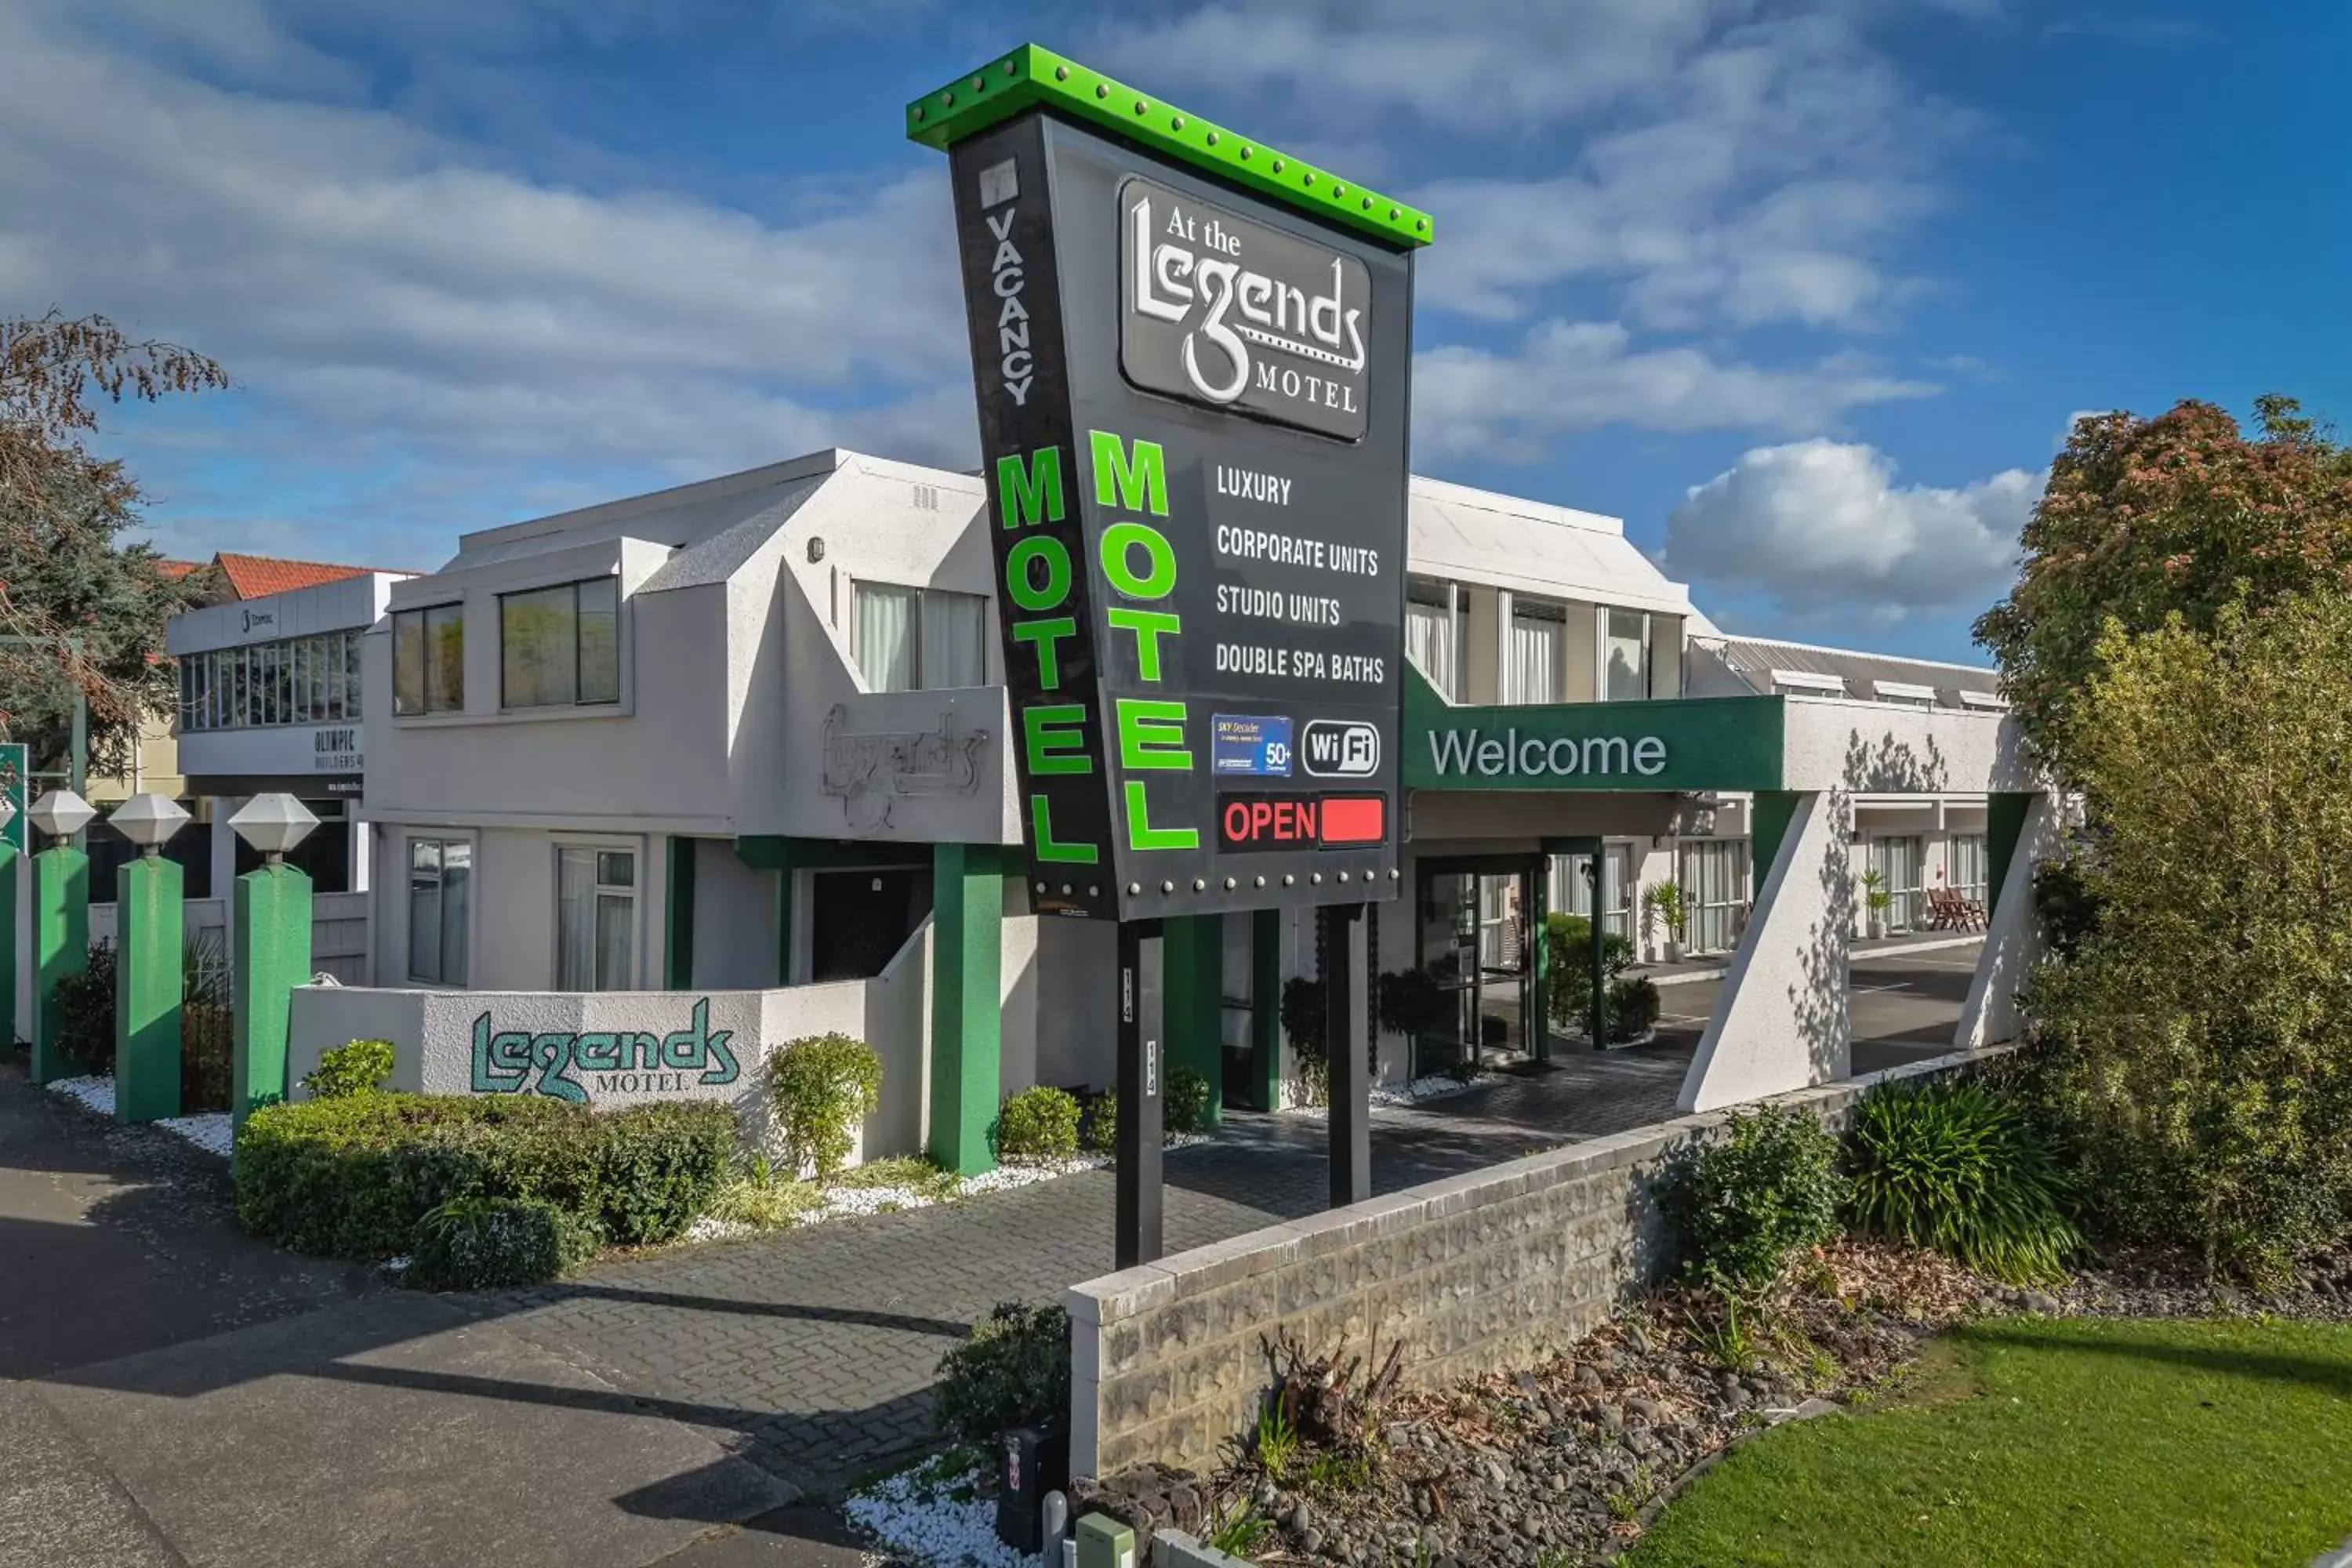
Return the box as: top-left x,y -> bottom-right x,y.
557,847 -> 636,990
853,583 -> 986,692
1550,844 -> 1635,942
394,604 -> 466,714
408,838 -> 472,985
1604,609 -> 1650,702
1868,836 -> 1925,934
499,576 -> 619,710
1947,833 -> 1990,904
1406,581 -> 1460,699
1508,601 -> 1562,705
1677,838 -> 1750,956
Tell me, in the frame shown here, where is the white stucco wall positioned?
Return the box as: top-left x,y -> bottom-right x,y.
1781,698 -> 2034,795
691,835 -> 778,990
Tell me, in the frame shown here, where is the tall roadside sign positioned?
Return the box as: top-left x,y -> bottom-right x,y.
912,44 -> 1428,1264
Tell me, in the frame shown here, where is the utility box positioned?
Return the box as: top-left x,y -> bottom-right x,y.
994,1421 -> 1071,1552
1075,1513 -> 1136,1568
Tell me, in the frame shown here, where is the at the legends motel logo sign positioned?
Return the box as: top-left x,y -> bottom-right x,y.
470,999 -> 741,1102
1120,176 -> 1372,442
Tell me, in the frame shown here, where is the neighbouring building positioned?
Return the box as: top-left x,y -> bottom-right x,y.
278,447 -> 2037,1172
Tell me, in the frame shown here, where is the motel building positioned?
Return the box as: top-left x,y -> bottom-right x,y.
280,447 -> 2048,1169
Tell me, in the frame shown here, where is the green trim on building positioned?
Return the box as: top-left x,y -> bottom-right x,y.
0,846 -> 16,1051
234,864 -> 313,1131
1403,665 -> 1784,793
664,836 -> 697,990
1162,914 -> 1225,1129
1986,793 -> 2035,920
1250,908 -> 1282,1112
30,844 -> 88,1087
1749,793 -> 1802,892
928,842 -> 1004,1176
734,837 -> 935,986
906,43 -> 1435,248
114,857 -> 184,1123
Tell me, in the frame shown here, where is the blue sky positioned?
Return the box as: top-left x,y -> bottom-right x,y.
5,0 -> 2339,663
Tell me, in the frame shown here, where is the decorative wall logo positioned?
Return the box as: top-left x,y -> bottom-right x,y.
470,998 -> 740,1102
241,608 -> 277,635
820,704 -> 990,831
1120,176 -> 1372,441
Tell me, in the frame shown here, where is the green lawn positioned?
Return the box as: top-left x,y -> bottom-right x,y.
1628,1316 -> 2352,1568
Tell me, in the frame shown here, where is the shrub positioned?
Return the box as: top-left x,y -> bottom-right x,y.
1082,1091 -> 1117,1152
1662,1105 -> 1846,1294
766,1033 -> 882,1183
234,1091 -> 735,1261
53,942 -> 117,1072
1606,975 -> 1661,1040
1165,1065 -> 1213,1136
304,1038 -> 395,1099
934,1301 -> 1071,1448
1845,1080 -> 2082,1285
1543,913 -> 1635,1025
996,1086 -> 1081,1162
407,1196 -> 601,1290
593,1101 -> 735,1245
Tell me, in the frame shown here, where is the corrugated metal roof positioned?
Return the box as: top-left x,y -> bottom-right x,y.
1690,633 -> 2003,708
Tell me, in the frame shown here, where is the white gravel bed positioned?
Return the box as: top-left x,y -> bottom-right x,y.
45,1074 -> 234,1158
1282,1070 -> 1493,1117
846,1459 -> 1045,1568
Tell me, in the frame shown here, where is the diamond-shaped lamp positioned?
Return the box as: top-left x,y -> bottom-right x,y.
228,793 -> 319,860
111,792 -> 191,853
27,789 -> 96,844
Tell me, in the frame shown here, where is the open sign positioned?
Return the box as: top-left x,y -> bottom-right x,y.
1218,793 -> 1385,851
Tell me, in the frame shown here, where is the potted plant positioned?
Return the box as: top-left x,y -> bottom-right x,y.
1858,868 -> 1894,938
1641,881 -> 1690,963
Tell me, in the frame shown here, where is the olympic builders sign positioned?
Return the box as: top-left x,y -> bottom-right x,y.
912,45 -> 1427,921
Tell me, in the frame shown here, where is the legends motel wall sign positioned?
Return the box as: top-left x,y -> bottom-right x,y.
912,43 -> 1428,920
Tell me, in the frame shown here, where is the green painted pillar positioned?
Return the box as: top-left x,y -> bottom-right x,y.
0,844 -> 16,1051
928,842 -> 1002,1175
1250,909 -> 1282,1112
31,845 -> 89,1086
234,863 -> 312,1130
1750,791 -> 1802,890
1528,860 -> 1550,1064
1163,914 -> 1225,1128
1986,793 -> 2034,919
114,855 -> 186,1123
664,835 -> 697,989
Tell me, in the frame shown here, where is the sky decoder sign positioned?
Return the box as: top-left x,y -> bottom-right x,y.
915,44 -> 1428,920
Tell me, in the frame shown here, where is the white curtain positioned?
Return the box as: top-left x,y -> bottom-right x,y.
1406,602 -> 1456,697
557,848 -> 598,989
1508,614 -> 1559,704
1605,608 -> 1649,701
855,584 -> 917,693
920,590 -> 985,689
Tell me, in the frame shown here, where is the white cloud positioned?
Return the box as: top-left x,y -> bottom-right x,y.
1662,439 -> 2038,622
0,3 -> 974,564
1107,3 -> 1968,336
1414,324 -> 1936,461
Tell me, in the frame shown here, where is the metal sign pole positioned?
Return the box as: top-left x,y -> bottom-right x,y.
1323,902 -> 1370,1207
1115,917 -> 1164,1268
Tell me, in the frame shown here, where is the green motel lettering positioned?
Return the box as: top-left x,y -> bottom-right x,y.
1427,728 -> 1668,780
470,998 -> 740,1102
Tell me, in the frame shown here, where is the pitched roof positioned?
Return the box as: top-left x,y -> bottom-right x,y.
192,552 -> 407,601
157,559 -> 204,580
1688,633 -> 2003,709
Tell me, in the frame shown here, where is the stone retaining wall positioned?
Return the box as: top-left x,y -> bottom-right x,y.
1066,1045 -> 2010,1479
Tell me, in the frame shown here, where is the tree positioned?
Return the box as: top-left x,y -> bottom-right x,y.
2023,594 -> 2352,1280
1974,396 -> 2352,777
0,310 -> 228,779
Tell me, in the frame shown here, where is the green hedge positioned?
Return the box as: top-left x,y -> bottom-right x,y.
408,1196 -> 604,1290
234,1092 -> 735,1265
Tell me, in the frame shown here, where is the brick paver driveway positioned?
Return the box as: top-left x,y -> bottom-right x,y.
488,942 -> 1978,1499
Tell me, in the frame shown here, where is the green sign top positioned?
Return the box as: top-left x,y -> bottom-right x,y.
906,43 -> 1435,249
1403,667 -> 1786,793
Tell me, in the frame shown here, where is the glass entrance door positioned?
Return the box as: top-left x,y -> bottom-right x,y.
1415,861 -> 1536,1077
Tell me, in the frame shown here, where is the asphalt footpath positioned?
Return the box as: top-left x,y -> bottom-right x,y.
0,1055 -> 842,1568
